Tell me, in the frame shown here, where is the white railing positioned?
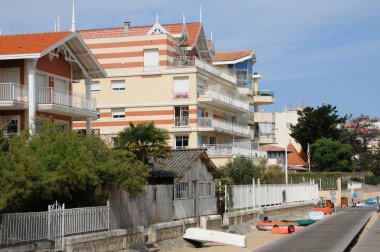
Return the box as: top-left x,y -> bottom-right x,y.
0,83 -> 28,102
201,144 -> 267,159
38,87 -> 96,112
174,116 -> 189,127
226,181 -> 319,212
198,87 -> 249,111
171,57 -> 237,84
199,197 -> 217,216
174,199 -> 195,219
197,117 -> 250,136
0,204 -> 109,249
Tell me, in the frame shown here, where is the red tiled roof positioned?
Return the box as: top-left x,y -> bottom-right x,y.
0,31 -> 72,55
79,22 -> 201,47
213,50 -> 253,62
258,145 -> 286,152
287,143 -> 307,166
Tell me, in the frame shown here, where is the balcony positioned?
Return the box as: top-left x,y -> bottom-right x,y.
37,88 -> 97,118
197,117 -> 250,137
252,90 -> 275,105
254,112 -> 275,123
200,144 -> 267,159
0,83 -> 28,110
253,112 -> 277,144
171,57 -> 237,84
174,116 -> 189,127
198,86 -> 249,113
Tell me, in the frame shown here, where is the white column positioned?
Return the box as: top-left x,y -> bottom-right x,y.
27,59 -> 37,134
85,76 -> 92,135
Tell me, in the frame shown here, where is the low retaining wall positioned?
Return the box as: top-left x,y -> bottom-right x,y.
199,215 -> 222,230
64,227 -> 144,252
147,218 -> 197,243
0,241 -> 54,252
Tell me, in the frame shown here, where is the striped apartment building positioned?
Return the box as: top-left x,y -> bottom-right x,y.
72,19 -> 275,166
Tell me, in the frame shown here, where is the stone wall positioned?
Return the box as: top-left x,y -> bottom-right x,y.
64,227 -> 144,252
0,241 -> 54,252
147,218 -> 197,243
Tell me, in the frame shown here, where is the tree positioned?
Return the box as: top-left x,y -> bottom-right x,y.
0,122 -> 149,213
219,156 -> 262,184
115,122 -> 170,163
310,138 -> 353,172
290,104 -> 349,150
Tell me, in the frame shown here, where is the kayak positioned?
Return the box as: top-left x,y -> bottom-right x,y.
256,221 -> 298,231
314,207 -> 333,214
282,219 -> 316,226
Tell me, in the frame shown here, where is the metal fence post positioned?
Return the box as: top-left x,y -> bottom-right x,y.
61,203 -> 65,251
47,205 -> 51,240
224,185 -> 228,213
252,178 -> 255,210
107,200 -> 110,230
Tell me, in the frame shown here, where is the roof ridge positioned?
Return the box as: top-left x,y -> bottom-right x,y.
0,31 -> 71,37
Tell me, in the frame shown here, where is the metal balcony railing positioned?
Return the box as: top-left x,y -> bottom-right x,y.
171,56 -> 237,84
198,86 -> 249,111
199,144 -> 267,158
197,117 -> 249,136
254,90 -> 274,97
174,116 -> 189,127
38,87 -> 97,112
0,83 -> 28,102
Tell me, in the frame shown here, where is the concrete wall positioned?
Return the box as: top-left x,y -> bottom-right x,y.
147,218 -> 197,243
0,241 -> 54,252
64,228 -> 144,252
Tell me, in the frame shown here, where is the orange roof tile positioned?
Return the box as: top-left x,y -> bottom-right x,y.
79,22 -> 201,47
0,31 -> 72,55
213,50 -> 253,62
258,145 -> 286,152
287,143 -> 307,166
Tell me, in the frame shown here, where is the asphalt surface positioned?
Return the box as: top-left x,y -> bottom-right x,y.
254,207 -> 374,252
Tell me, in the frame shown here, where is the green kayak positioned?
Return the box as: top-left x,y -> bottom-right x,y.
282,219 -> 316,226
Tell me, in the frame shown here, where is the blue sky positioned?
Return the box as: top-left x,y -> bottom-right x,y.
1,0 -> 379,118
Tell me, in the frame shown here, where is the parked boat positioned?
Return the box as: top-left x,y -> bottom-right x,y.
256,221 -> 298,231
309,211 -> 325,220
282,219 -> 316,226
314,207 -> 333,214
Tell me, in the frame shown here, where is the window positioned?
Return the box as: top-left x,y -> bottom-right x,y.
91,81 -> 100,92
5,119 -> 18,135
259,122 -> 275,136
173,77 -> 189,98
112,108 -> 125,119
199,181 -> 213,197
111,80 -> 126,91
144,49 -> 159,71
54,121 -> 69,132
175,135 -> 189,149
174,106 -> 189,126
175,181 -> 190,199
96,109 -> 100,120
111,137 -> 119,147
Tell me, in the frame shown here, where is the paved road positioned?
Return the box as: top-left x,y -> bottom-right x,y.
255,208 -> 373,252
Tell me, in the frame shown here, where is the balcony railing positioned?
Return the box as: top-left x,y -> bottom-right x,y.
197,117 -> 249,136
254,90 -> 274,97
200,144 -> 267,158
0,83 -> 28,102
171,56 -> 237,84
38,88 -> 96,112
174,116 -> 189,127
198,86 -> 249,111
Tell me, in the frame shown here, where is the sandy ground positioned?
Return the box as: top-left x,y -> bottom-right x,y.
160,210 -> 311,252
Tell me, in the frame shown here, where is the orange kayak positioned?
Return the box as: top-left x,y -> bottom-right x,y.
272,226 -> 304,234
314,207 -> 333,214
256,221 -> 299,231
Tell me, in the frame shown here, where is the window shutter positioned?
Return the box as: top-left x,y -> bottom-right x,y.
111,80 -> 125,91
173,77 -> 189,98
144,49 -> 159,70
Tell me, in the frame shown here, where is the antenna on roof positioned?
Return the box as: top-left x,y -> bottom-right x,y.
183,13 -> 186,24
71,0 -> 76,32
199,5 -> 202,23
156,12 -> 159,24
54,22 -> 57,32
57,16 -> 61,32
210,29 -> 213,40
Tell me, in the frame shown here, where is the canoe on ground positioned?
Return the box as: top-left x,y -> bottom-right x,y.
256,221 -> 298,231
309,211 -> 325,220
282,219 -> 316,226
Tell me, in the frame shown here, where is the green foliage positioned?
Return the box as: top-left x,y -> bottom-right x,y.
0,122 -> 148,213
311,138 -> 353,172
116,122 -> 170,163
290,104 -> 349,150
215,177 -> 234,209
364,175 -> 378,185
351,176 -> 363,182
261,165 -> 285,184
359,148 -> 380,176
219,156 -> 262,185
289,172 -> 341,189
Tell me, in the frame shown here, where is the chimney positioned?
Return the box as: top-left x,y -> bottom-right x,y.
124,21 -> 130,36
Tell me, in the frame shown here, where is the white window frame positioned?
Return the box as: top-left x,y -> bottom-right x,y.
174,106 -> 189,127
198,181 -> 213,198
91,81 -> 100,93
175,135 -> 189,149
175,181 -> 190,199
173,77 -> 189,98
112,108 -> 126,119
1,115 -> 20,136
111,80 -> 126,92
144,49 -> 159,71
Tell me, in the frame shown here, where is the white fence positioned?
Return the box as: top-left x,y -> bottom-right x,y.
0,203 -> 109,251
226,181 -> 319,212
0,83 -> 28,102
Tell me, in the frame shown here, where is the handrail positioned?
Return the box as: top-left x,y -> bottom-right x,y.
0,83 -> 28,102
197,117 -> 249,136
198,86 -> 249,111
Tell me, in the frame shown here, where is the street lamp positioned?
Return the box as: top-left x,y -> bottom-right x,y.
285,108 -> 290,184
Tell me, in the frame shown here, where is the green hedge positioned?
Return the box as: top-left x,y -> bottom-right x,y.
289,172 -> 342,190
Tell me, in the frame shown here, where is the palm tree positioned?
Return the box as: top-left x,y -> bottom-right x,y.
115,122 -> 170,163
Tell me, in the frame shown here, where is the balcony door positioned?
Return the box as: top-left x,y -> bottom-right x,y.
36,73 -> 48,104
174,106 -> 189,126
2,68 -> 20,83
1,68 -> 20,101
54,78 -> 69,106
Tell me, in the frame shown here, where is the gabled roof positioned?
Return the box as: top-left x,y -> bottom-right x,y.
287,143 -> 307,166
150,149 -> 220,179
213,50 -> 255,65
79,22 -> 201,47
0,31 -> 106,79
258,145 -> 287,152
